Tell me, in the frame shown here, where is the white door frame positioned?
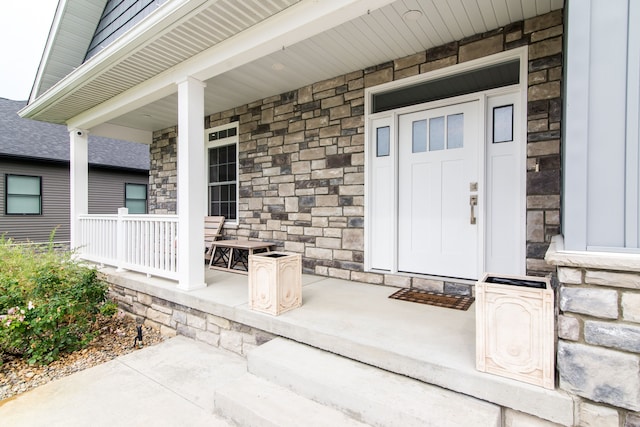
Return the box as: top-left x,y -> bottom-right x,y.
364,47 -> 528,279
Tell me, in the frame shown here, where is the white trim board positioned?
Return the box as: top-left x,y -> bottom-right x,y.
364,47 -> 528,280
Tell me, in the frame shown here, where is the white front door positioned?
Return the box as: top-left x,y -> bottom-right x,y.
397,101 -> 480,279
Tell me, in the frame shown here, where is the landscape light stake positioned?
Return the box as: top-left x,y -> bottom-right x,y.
133,325 -> 143,348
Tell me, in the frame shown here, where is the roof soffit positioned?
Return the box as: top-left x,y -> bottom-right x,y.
21,0 -> 300,123
22,0 -> 564,131
31,0 -> 107,101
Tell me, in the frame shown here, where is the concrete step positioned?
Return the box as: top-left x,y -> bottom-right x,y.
214,373 -> 370,427
247,338 -> 502,427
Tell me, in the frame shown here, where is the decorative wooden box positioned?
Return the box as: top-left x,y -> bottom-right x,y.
248,252 -> 302,315
476,273 -> 555,389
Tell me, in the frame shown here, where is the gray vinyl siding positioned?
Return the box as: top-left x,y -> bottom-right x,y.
564,0 -> 640,251
0,159 -> 71,242
85,0 -> 167,60
88,167 -> 149,214
0,159 -> 149,243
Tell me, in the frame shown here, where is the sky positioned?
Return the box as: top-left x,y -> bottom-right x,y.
0,1 -> 58,101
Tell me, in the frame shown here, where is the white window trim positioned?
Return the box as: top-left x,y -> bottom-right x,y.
205,122 -> 239,225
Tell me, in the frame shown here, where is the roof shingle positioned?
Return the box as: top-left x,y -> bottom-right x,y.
0,98 -> 149,170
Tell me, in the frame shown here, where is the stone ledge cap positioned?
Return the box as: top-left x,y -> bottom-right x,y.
545,235 -> 640,272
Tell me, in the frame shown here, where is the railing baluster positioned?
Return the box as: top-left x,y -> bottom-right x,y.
155,220 -> 159,270
77,213 -> 179,280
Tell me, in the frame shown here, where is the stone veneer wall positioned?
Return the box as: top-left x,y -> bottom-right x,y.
149,127 -> 178,214
108,282 -> 276,356
547,238 -> 640,427
149,10 -> 563,291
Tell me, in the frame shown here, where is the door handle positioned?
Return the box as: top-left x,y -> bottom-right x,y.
470,195 -> 478,225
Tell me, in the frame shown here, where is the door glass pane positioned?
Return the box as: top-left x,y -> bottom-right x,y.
447,113 -> 464,149
412,120 -> 427,153
376,126 -> 390,157
429,116 -> 444,151
493,104 -> 513,143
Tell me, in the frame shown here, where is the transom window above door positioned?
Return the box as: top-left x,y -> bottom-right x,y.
412,113 -> 464,153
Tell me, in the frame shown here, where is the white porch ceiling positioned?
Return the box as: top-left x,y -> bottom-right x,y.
25,0 -> 563,135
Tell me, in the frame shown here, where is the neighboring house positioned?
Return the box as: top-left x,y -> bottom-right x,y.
1,98 -> 149,243
19,0 -> 640,424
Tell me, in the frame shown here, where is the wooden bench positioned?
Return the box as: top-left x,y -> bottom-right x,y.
208,240 -> 275,274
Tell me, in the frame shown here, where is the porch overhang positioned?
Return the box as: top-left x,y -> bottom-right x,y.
20,0 -> 398,131
20,0 -> 563,136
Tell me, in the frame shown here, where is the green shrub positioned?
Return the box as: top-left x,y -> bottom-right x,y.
99,301 -> 119,317
0,234 -> 107,365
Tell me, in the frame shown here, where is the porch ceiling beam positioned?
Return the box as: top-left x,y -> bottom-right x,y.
62,0 -> 398,130
89,123 -> 153,145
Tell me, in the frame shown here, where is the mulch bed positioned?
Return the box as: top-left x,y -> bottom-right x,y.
0,312 -> 166,402
389,288 -> 474,311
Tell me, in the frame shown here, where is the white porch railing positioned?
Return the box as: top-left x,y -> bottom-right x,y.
78,209 -> 179,280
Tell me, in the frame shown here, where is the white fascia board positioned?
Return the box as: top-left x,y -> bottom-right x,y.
30,0 -> 108,103
62,0 -> 397,130
20,0 -> 212,120
29,0 -> 67,103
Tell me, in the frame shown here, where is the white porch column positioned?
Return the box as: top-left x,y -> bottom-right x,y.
176,76 -> 207,290
69,129 -> 89,251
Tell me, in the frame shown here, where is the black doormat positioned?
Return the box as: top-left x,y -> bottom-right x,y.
389,288 -> 475,311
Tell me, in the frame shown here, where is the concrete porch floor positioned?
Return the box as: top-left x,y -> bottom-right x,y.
102,267 -> 574,426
